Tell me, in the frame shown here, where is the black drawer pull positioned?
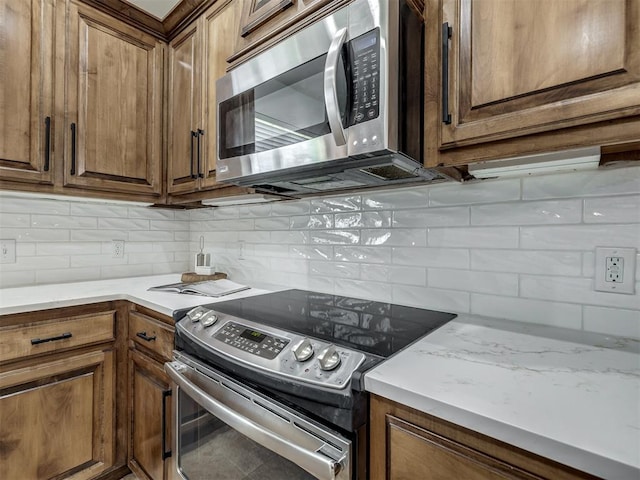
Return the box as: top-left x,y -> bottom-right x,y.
441,22 -> 452,125
162,389 -> 172,460
136,331 -> 157,342
31,332 -> 72,345
190,131 -> 198,179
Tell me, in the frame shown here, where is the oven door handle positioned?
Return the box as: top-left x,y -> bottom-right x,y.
165,362 -> 344,480
324,27 -> 348,147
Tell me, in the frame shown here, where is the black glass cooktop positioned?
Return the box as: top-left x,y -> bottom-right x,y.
193,289 -> 456,358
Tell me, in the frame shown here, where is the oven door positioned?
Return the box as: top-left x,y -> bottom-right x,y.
165,356 -> 352,480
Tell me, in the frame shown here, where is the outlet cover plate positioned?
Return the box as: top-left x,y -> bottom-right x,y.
0,239 -> 16,264
594,247 -> 636,294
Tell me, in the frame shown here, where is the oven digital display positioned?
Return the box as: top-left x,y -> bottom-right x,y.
240,329 -> 266,343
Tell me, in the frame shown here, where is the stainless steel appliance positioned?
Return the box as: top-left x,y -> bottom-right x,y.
166,289 -> 456,479
215,0 -> 452,195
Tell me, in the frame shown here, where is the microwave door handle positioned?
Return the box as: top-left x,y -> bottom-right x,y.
324,27 -> 348,146
165,362 -> 343,480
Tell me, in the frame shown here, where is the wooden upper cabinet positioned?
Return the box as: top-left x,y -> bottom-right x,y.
0,0 -> 55,184
167,0 -> 244,196
438,0 -> 640,149
230,0 -> 340,65
63,0 -> 164,196
167,22 -> 201,194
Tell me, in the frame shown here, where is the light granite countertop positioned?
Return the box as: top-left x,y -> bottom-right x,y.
1,276 -> 638,479
365,314 -> 640,480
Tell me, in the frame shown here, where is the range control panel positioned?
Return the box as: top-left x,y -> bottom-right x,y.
214,322 -> 289,360
350,28 -> 380,125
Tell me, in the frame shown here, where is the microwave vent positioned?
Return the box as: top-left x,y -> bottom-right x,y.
360,164 -> 419,180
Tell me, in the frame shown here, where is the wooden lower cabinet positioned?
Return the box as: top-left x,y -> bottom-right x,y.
0,348 -> 115,480
127,307 -> 175,480
370,394 -> 598,480
128,349 -> 173,480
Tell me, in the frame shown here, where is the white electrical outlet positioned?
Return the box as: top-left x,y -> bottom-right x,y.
112,239 -> 125,258
0,239 -> 16,264
594,247 -> 636,294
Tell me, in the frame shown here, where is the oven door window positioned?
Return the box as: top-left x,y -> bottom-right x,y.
218,53 -> 349,160
177,389 -> 317,480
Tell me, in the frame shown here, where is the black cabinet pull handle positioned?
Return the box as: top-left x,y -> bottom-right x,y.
197,129 -> 204,178
441,22 -> 452,125
44,117 -> 51,172
190,131 -> 197,179
31,332 -> 72,345
136,331 -> 156,342
70,122 -> 77,174
162,389 -> 172,460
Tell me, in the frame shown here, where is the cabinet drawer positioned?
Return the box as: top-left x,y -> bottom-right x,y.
0,311 -> 115,363
129,311 -> 174,361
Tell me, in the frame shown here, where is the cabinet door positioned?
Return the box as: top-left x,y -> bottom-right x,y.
200,0 -> 244,189
167,22 -> 201,195
386,416 -> 539,480
64,0 -> 163,196
129,349 -> 172,480
0,349 -> 115,480
439,0 -> 640,148
0,0 -> 54,184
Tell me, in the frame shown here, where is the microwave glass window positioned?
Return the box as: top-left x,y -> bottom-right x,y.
219,53 -> 348,160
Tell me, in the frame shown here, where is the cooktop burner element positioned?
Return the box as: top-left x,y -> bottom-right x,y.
204,289 -> 457,358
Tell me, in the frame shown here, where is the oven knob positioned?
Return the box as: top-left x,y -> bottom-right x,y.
292,338 -> 314,362
201,312 -> 218,328
186,306 -> 207,322
317,345 -> 341,371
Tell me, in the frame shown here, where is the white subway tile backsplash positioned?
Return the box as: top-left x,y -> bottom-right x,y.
472,199 -> 582,225
429,178 -> 521,206
428,227 -> 519,248
3,228 -> 70,242
361,229 -> 426,247
38,242 -> 101,255
35,267 -> 97,285
520,275 -> 640,310
392,285 -> 470,313
362,187 -> 429,210
271,231 -> 309,244
393,206 -> 469,228
393,247 -> 469,269
335,211 -> 391,228
471,250 -> 582,276
311,195 -> 361,213
290,245 -> 333,260
471,294 -> 582,329
583,195 -> 640,224
310,230 -> 360,245
583,306 -> 640,339
1,166 -> 638,338
271,200 -> 311,217
311,261 -> 360,279
0,213 -> 30,228
290,215 -> 333,230
0,197 -> 70,215
335,279 -> 392,302
521,224 -> 640,250
428,268 -> 519,296
523,165 -> 640,199
33,215 -> 97,229
335,246 -> 391,264
98,217 -> 148,230
255,217 -> 290,230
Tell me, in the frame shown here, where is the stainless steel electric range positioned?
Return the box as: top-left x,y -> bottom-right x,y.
165,289 -> 456,480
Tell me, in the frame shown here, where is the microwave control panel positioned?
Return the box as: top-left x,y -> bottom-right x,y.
350,29 -> 380,125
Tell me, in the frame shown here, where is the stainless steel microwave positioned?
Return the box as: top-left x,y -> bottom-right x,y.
215,0 -> 451,195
